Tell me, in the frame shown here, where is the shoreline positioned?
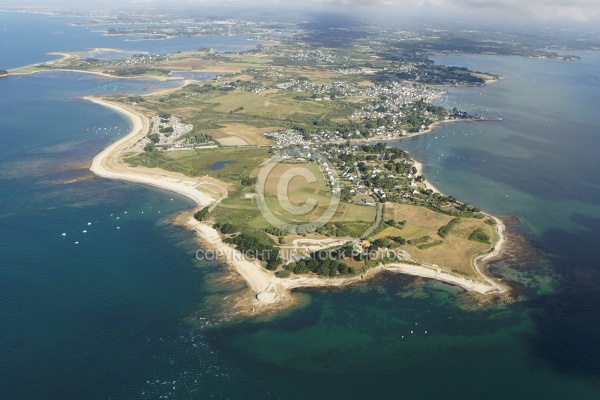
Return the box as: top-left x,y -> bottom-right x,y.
8,49 -> 186,82
88,97 -> 508,313
88,97 -> 214,207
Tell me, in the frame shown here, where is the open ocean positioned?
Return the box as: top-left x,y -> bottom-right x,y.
1,12 -> 600,399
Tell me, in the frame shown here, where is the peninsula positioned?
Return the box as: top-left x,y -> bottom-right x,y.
31,17 -> 512,314
89,94 -> 507,314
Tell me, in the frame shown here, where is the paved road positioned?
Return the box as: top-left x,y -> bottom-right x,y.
362,202 -> 383,238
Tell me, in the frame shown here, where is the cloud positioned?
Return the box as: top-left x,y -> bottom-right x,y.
445,0 -> 600,21
3,0 -> 600,22
300,0 -> 600,21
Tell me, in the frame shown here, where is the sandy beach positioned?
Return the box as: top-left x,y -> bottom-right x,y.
88,97 -> 214,207
89,97 -> 508,310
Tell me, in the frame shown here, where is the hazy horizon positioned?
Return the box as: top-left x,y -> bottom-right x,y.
1,0 -> 600,26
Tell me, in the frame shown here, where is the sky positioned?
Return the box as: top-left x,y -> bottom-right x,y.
1,0 -> 600,23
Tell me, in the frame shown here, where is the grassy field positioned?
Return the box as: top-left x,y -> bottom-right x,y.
123,83 -> 356,148
205,123 -> 279,146
380,203 -> 496,277
212,159 -> 376,234
127,147 -> 269,182
155,50 -> 275,73
261,161 -> 334,224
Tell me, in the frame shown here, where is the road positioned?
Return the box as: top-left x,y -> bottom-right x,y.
362,202 -> 383,238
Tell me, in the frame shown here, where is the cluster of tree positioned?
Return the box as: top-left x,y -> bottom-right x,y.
225,233 -> 282,270
417,240 -> 443,250
389,236 -> 406,245
193,207 -> 210,221
186,84 -> 215,94
286,256 -> 354,276
159,126 -> 174,134
213,222 -> 238,234
399,100 -> 446,132
357,161 -> 368,174
340,187 -> 354,202
375,61 -> 487,85
407,235 -> 431,245
124,96 -> 144,103
387,219 -> 406,229
144,142 -> 156,152
241,177 -> 257,186
113,67 -> 170,77
460,203 -> 481,213
450,107 -> 483,120
484,218 -> 497,226
147,133 -> 160,144
468,228 -> 491,244
158,112 -> 171,120
264,227 -> 288,237
425,204 -> 484,219
315,222 -> 360,237
277,269 -> 291,278
437,218 -> 461,238
185,83 -> 233,94
369,238 -> 391,250
178,132 -> 213,145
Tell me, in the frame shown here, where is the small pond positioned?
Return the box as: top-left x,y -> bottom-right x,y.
207,161 -> 234,170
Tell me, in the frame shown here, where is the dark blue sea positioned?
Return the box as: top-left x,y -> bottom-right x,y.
1,12 -> 600,399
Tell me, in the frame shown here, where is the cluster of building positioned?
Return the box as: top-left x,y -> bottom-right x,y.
265,128 -> 355,147
264,129 -> 306,146
101,19 -> 285,39
86,53 -> 169,68
222,79 -> 267,94
277,147 -> 341,192
287,49 -> 335,62
319,144 -> 428,206
335,67 -> 367,75
132,115 -> 203,151
360,81 -> 442,103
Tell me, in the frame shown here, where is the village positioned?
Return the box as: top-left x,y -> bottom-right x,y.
269,137 -> 457,215
132,114 -> 216,152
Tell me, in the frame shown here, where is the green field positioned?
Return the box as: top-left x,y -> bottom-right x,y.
380,203 -> 496,277
127,147 -> 269,182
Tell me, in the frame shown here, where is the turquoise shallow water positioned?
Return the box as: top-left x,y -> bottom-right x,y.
1,12 -> 600,399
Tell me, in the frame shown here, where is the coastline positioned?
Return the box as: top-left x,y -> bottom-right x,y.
88,96 -> 508,314
8,49 -> 186,82
88,97 -> 214,207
